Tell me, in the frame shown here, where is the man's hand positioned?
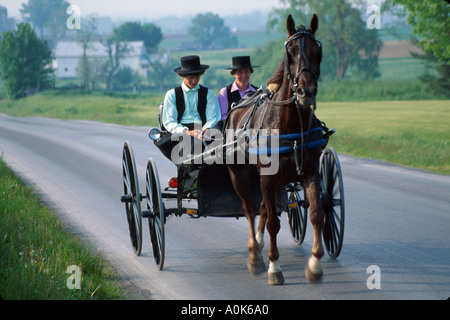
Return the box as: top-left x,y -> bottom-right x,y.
185,129 -> 208,140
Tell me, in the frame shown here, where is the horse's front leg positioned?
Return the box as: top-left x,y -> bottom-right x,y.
303,175 -> 324,282
261,186 -> 285,285
256,200 -> 266,251
228,165 -> 265,275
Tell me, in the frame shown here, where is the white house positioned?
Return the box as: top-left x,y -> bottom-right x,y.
53,40 -> 149,79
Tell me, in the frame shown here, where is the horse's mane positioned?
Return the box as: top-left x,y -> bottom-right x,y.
266,59 -> 285,94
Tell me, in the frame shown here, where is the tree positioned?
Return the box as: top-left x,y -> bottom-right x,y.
393,0 -> 450,64
74,17 -> 99,91
0,23 -> 54,100
114,21 -> 163,53
188,13 -> 238,50
268,0 -> 382,80
146,54 -> 178,92
111,67 -> 135,90
20,0 -> 70,38
248,38 -> 285,87
392,0 -> 450,97
101,38 -> 128,91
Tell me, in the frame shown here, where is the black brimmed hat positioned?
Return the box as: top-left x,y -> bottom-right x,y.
225,56 -> 259,70
174,55 -> 209,75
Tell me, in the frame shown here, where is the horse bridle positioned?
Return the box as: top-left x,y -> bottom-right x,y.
284,26 -> 322,102
235,26 -> 323,175
283,26 -> 322,175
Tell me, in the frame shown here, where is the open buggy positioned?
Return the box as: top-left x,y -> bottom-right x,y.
120,86 -> 345,271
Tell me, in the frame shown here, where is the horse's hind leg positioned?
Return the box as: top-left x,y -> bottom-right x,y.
303,175 -> 324,282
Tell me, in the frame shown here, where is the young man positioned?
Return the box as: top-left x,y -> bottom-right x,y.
158,55 -> 220,161
163,55 -> 220,139
218,56 -> 259,120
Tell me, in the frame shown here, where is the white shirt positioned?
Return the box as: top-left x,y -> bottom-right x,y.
162,82 -> 220,134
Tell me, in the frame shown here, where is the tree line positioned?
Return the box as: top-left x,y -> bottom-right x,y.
1,0 -> 448,99
0,0 -> 240,98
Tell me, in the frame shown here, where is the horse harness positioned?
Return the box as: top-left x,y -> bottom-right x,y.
226,83 -> 259,114
226,26 -> 333,176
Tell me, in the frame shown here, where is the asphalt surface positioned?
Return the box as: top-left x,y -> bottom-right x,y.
1,114 -> 449,300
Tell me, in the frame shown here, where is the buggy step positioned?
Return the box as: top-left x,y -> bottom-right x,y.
120,194 -> 132,203
120,193 -> 145,203
142,210 -> 152,218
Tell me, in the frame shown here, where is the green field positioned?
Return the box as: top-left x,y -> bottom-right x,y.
0,90 -> 162,127
315,100 -> 449,174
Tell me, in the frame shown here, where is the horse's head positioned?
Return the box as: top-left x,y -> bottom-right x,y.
285,14 -> 322,108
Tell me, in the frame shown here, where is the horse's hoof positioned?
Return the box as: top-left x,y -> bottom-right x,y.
268,271 -> 285,285
305,264 -> 323,283
247,259 -> 265,275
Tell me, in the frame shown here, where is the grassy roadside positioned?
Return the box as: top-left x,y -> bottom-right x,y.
0,90 -> 163,127
0,158 -> 125,299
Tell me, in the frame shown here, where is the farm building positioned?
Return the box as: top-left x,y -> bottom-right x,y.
53,40 -> 150,79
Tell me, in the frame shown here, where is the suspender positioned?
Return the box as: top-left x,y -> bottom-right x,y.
175,85 -> 208,126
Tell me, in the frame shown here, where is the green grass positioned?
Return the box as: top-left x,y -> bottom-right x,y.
378,57 -> 437,81
315,100 -> 450,174
0,158 -> 125,299
0,90 -> 163,127
317,79 -> 448,102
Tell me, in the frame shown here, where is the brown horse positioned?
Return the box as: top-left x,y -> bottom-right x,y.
225,14 -> 324,284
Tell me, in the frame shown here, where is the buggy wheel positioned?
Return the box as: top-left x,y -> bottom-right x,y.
121,141 -> 142,256
320,147 -> 345,259
286,183 -> 308,245
145,158 -> 165,270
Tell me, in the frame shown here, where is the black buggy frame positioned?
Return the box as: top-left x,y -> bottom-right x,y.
120,88 -> 345,270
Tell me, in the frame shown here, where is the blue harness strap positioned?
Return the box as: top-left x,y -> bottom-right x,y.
247,127 -> 327,155
248,139 -> 327,155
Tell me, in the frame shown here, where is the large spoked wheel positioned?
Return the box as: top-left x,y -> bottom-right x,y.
121,141 -> 142,256
320,147 -> 345,259
286,183 -> 308,245
145,158 -> 165,270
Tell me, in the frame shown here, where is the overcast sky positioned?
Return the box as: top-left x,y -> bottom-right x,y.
2,0 -> 284,20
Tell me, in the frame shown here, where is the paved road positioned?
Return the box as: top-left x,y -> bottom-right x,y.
1,114 -> 449,300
